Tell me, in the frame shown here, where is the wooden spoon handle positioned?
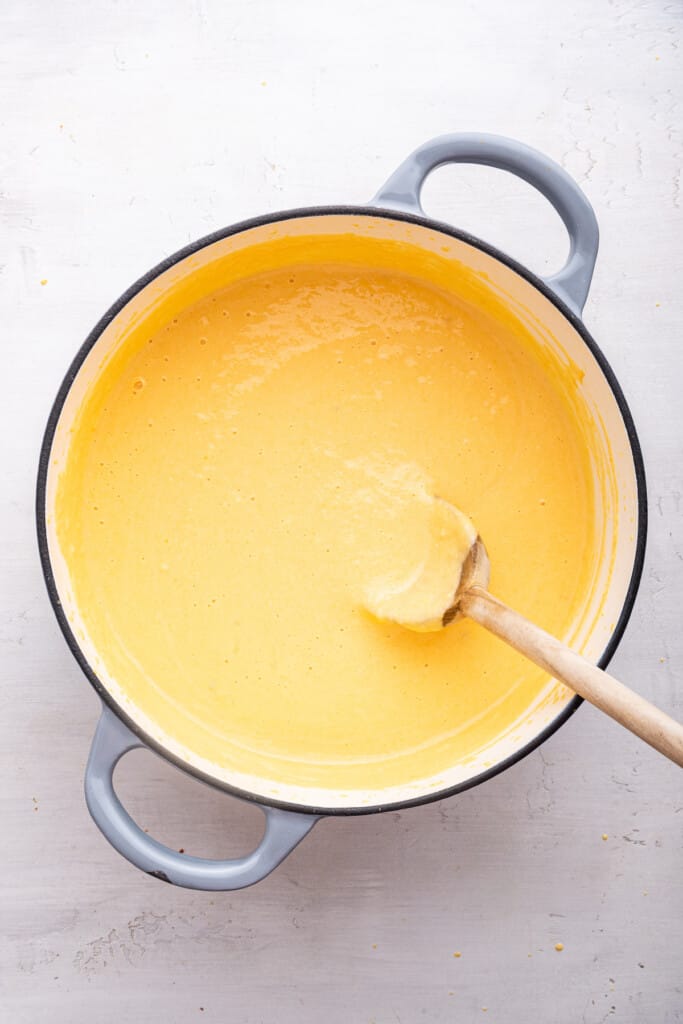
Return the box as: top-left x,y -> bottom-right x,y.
460,587 -> 683,768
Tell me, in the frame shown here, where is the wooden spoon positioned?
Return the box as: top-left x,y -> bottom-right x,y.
444,535 -> 683,768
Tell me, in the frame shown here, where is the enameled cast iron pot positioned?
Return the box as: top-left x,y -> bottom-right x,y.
37,134 -> 647,890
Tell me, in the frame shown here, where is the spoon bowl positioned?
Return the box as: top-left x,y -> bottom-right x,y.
442,537 -> 491,626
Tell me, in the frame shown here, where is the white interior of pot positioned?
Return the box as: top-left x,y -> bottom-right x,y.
44,213 -> 641,811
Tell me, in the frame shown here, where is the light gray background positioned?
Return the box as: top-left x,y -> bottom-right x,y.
2,1 -> 681,1021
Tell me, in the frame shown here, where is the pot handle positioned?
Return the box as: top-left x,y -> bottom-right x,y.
370,132 -> 599,316
84,705 -> 319,891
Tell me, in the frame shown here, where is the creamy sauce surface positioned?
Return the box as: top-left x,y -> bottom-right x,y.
56,236 -> 604,791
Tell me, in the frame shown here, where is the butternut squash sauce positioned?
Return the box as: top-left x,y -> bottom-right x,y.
56,234 -> 603,791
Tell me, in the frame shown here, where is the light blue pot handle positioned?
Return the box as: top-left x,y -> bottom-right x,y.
85,706 -> 319,890
370,132 -> 599,316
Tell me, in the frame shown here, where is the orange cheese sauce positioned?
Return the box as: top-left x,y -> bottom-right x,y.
56,233 -> 604,792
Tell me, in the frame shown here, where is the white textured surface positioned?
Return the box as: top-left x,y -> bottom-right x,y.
2,1 -> 682,1021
